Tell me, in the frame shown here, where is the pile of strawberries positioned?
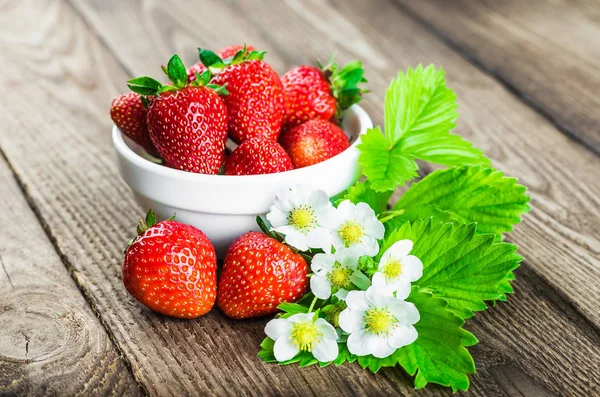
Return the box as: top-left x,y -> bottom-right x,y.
122,210 -> 308,319
111,45 -> 367,175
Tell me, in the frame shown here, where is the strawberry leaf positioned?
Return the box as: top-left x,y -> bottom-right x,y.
166,54 -> 187,89
338,180 -> 393,214
383,219 -> 523,319
127,76 -> 163,96
198,48 -> 225,72
389,166 -> 530,238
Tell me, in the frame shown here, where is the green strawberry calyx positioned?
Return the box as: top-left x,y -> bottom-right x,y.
319,54 -> 368,123
127,54 -> 228,101
198,44 -> 266,75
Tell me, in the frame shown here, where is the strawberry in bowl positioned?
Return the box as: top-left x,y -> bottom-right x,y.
111,48 -> 371,257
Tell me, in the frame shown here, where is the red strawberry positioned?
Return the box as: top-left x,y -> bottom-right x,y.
122,210 -> 217,319
128,54 -> 229,174
225,138 -> 293,175
110,92 -> 160,157
187,44 -> 256,83
217,232 -> 308,319
280,119 -> 350,168
281,58 -> 367,129
199,48 -> 284,143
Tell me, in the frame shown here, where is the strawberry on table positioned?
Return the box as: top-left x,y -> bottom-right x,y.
199,46 -> 285,143
127,54 -> 229,174
281,57 -> 367,129
217,232 -> 308,319
187,44 -> 256,83
110,92 -> 160,157
280,119 -> 350,168
122,210 -> 217,319
225,137 -> 293,175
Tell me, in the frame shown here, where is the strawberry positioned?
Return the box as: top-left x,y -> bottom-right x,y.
225,138 -> 293,175
110,92 -> 160,157
187,44 -> 256,83
217,232 -> 308,319
199,47 -> 284,143
127,54 -> 229,174
279,119 -> 350,168
122,210 -> 217,319
281,57 -> 368,129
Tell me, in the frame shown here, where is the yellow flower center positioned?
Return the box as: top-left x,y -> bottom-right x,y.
290,321 -> 322,351
338,220 -> 364,246
288,206 -> 315,231
382,259 -> 403,281
363,307 -> 397,336
327,263 -> 353,289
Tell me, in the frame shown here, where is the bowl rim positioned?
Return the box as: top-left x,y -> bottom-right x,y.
112,104 -> 372,185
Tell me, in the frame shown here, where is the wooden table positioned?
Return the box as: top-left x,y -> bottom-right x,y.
1,1 -> 599,395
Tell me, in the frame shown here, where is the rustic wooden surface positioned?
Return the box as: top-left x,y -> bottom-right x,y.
1,0 -> 599,396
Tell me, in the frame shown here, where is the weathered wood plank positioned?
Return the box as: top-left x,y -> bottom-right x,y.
1,0 -> 598,395
395,0 -> 600,154
0,155 -> 141,394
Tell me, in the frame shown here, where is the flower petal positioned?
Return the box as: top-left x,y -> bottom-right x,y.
346,329 -> 378,356
309,189 -> 331,211
336,253 -> 358,270
371,338 -> 397,358
281,229 -> 309,251
371,272 -> 395,296
366,286 -> 389,307
333,288 -> 349,301
381,240 -> 413,266
316,206 -> 337,229
363,217 -> 385,239
360,236 -> 381,257
273,337 -> 299,362
288,313 -> 315,323
264,318 -> 291,340
266,206 -> 288,228
335,200 -> 355,221
311,253 -> 335,273
388,324 -> 418,349
401,255 -> 423,283
391,280 -> 411,300
310,274 -> 332,299
338,308 -> 363,333
315,318 -> 338,340
305,227 -> 333,254
312,339 -> 339,362
388,300 -> 420,325
345,290 -> 370,311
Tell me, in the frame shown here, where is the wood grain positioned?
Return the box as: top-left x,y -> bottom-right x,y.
0,154 -> 140,394
395,0 -> 600,154
0,0 -> 598,395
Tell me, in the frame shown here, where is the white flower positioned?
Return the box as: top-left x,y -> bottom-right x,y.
267,185 -> 336,253
329,200 -> 384,258
338,286 -> 419,358
372,240 -> 423,298
265,312 -> 338,362
310,253 -> 370,299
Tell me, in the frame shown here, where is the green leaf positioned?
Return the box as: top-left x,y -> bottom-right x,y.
166,54 -> 187,89
199,48 -> 225,72
278,302 -> 309,315
384,219 -> 523,319
358,65 -> 489,192
127,76 -> 162,96
338,180 -> 393,214
145,209 -> 157,228
396,289 -> 477,392
207,84 -> 229,96
357,126 -> 419,192
390,166 -> 531,237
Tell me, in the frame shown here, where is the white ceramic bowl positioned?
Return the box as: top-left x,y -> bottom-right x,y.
113,105 -> 372,257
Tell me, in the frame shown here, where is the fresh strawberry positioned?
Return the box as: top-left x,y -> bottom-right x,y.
187,44 -> 256,83
127,54 -> 229,174
110,92 -> 160,157
281,57 -> 367,129
225,138 -> 293,175
122,210 -> 217,319
199,47 -> 284,143
217,232 -> 308,319
280,119 -> 350,168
